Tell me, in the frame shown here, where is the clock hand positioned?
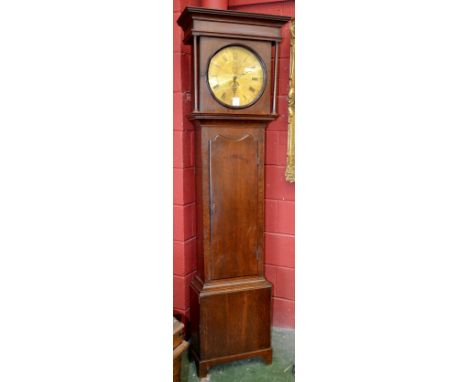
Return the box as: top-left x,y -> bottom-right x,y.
231,76 -> 239,95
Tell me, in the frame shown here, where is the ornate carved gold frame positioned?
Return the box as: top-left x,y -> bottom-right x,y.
285,19 -> 295,183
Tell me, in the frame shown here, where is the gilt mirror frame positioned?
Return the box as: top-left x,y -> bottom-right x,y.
285,18 -> 295,183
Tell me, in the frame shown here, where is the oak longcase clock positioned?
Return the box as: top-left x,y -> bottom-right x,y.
177,7 -> 290,378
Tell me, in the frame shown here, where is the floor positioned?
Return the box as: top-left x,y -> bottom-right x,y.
180,328 -> 295,382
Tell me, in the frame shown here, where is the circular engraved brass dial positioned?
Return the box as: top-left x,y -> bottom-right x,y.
207,46 -> 265,108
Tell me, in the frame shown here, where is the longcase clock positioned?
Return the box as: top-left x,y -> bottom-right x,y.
177,7 -> 290,378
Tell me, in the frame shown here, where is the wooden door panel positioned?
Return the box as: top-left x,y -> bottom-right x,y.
209,132 -> 259,279
200,286 -> 271,359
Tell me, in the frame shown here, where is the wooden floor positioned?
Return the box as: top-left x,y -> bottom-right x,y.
180,328 -> 295,382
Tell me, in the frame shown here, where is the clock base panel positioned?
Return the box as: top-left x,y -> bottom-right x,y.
189,277 -> 273,378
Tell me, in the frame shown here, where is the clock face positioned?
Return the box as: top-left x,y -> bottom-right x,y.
207,45 -> 265,108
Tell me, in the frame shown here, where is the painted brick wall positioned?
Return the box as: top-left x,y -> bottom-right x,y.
173,0 -> 295,328
173,0 -> 201,327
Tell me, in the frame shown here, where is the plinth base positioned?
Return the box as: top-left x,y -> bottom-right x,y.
192,346 -> 272,378
189,276 -> 272,378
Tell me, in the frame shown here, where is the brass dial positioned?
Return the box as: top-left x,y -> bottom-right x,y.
207,46 -> 265,108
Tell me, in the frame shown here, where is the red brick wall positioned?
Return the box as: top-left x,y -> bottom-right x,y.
173,0 -> 200,326
173,0 -> 295,328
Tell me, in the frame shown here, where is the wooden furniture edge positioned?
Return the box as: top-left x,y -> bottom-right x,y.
173,340 -> 190,360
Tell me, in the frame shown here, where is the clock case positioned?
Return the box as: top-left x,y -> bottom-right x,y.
177,7 -> 290,378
